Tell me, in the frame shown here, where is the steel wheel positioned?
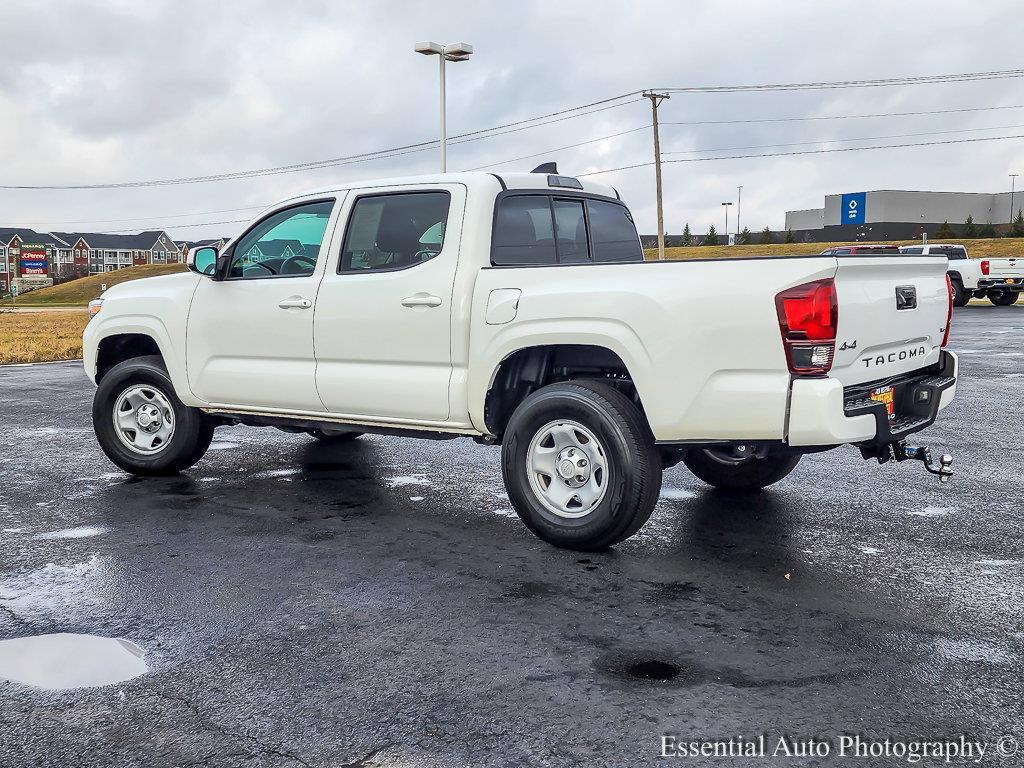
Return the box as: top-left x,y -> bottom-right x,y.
526,419 -> 609,519
112,384 -> 175,455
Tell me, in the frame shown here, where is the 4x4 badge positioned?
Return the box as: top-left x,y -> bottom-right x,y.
839,340 -> 858,351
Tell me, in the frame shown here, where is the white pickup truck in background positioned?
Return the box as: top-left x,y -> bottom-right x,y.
82,169 -> 958,550
899,243 -> 1024,306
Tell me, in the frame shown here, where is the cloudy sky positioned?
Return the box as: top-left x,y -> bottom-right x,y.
2,0 -> 1023,240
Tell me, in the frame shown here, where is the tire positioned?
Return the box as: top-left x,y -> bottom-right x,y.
950,278 -> 970,307
93,355 -> 214,476
989,290 -> 1020,306
501,380 -> 662,551
309,429 -> 363,442
683,448 -> 801,492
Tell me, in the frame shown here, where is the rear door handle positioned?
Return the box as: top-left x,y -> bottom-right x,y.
278,297 -> 312,310
401,294 -> 442,308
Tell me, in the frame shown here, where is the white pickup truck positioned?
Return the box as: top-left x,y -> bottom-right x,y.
898,243 -> 1024,306
83,170 -> 958,550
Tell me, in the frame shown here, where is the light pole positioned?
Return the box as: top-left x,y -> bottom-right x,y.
414,41 -> 474,173
736,186 -> 743,237
721,202 -> 732,243
1010,173 -> 1019,227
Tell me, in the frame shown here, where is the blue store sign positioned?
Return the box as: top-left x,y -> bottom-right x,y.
840,192 -> 866,224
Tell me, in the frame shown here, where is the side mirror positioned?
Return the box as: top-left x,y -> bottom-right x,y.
188,246 -> 218,276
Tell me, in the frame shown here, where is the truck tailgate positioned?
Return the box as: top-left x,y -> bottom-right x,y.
830,256 -> 949,386
985,256 -> 1024,278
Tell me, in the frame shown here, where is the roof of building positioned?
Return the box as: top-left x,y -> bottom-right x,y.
245,239 -> 306,259
0,228 -> 64,246
50,230 -> 176,250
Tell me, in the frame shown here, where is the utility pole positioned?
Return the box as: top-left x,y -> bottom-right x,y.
721,202 -> 732,242
736,185 -> 743,237
1010,174 -> 1019,226
643,91 -> 670,260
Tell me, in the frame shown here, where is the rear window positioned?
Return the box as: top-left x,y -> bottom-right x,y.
854,246 -> 901,254
900,247 -> 924,255
491,194 -> 642,266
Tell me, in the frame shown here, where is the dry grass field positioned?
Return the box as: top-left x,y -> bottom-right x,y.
0,263 -> 187,307
646,237 -> 1024,261
0,311 -> 90,364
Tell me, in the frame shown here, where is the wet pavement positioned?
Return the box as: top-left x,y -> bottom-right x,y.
0,307 -> 1022,767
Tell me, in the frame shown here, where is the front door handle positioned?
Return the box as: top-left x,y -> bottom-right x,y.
401,294 -> 442,308
278,297 -> 312,310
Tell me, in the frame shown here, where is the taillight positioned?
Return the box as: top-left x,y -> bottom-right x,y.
775,278 -> 838,375
942,273 -> 953,347
980,260 -> 990,275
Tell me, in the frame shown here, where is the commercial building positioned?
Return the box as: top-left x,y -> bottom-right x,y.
784,189 -> 1024,242
0,227 -> 181,294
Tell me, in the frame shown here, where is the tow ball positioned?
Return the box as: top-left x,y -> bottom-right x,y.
861,441 -> 954,483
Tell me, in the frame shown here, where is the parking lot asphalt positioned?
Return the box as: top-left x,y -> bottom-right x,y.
1,306 -> 1022,767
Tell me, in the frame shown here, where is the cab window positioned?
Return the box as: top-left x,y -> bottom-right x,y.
340,191 -> 451,272
228,200 -> 333,279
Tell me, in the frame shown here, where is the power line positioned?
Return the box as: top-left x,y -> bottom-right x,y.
6,67 -> 1023,190
105,218 -> 251,234
661,103 -> 1024,126
578,133 -> 1024,177
655,67 -> 1024,93
461,125 -> 650,171
18,205 -> 267,227
0,97 -> 641,191
662,123 -> 1024,155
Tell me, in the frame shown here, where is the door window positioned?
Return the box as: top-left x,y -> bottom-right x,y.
587,199 -> 643,262
340,191 -> 451,272
492,195 -> 557,266
552,199 -> 589,263
228,200 -> 334,279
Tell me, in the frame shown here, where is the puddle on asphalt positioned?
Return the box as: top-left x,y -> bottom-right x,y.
409,496 -> 425,502
208,441 -> 240,451
385,474 -> 432,488
0,633 -> 147,690
627,660 -> 683,681
492,508 -> 517,518
909,507 -> 954,518
860,546 -> 881,555
660,488 -> 697,500
31,525 -> 109,540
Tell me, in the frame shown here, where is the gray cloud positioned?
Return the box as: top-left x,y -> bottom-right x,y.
1,0 -> 1023,239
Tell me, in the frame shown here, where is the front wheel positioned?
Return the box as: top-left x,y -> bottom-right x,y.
683,447 -> 801,492
989,290 -> 1020,306
93,355 -> 214,476
501,380 -> 662,551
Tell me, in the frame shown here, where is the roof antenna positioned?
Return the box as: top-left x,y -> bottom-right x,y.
531,162 -> 558,174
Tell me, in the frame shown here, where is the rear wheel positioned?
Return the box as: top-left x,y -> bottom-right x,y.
950,278 -> 970,307
501,380 -> 661,551
683,447 -> 801,492
93,356 -> 214,476
989,289 -> 1020,306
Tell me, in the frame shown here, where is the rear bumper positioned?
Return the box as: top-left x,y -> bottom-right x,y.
978,279 -> 1024,291
786,351 -> 957,447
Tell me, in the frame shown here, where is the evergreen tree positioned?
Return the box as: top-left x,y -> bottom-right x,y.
681,222 -> 693,247
978,222 -> 996,238
704,224 -> 718,246
962,215 -> 977,239
759,226 -> 773,244
1010,209 -> 1024,238
784,228 -> 795,244
936,220 -> 955,239
738,227 -> 752,245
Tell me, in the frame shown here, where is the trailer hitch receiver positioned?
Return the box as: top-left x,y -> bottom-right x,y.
860,440 -> 954,483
